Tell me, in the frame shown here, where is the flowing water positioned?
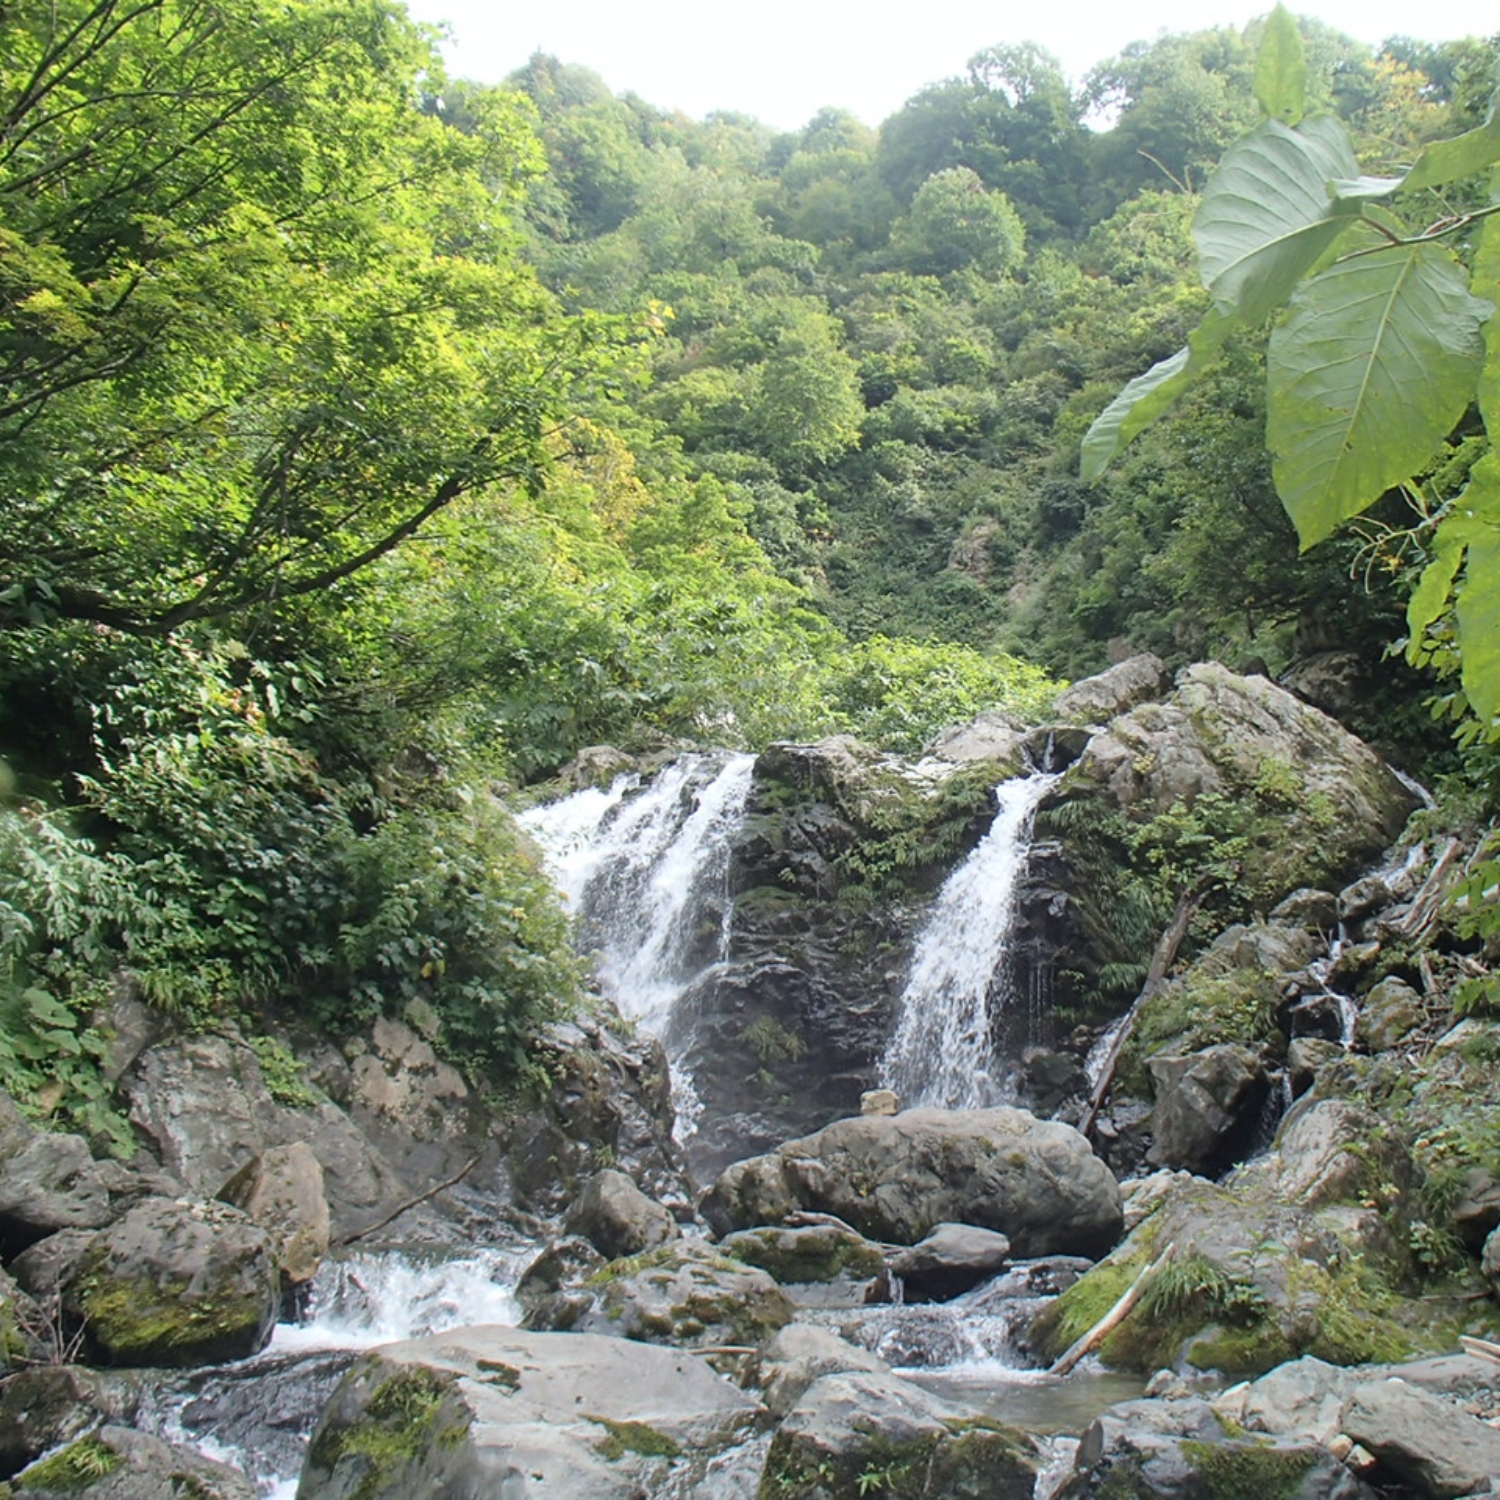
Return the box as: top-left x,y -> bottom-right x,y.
521,752 -> 755,1133
880,768 -> 1060,1108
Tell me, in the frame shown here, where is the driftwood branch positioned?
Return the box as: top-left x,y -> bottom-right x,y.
1461,1334 -> 1500,1365
1048,1242 -> 1176,1377
336,1153 -> 482,1248
1399,838 -> 1463,941
1078,883 -> 1205,1141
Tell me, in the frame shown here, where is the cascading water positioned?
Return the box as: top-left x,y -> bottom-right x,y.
521,752 -> 755,1133
880,768 -> 1059,1108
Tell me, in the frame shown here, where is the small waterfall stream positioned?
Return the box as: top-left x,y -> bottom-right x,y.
521,752 -> 755,1134
880,768 -> 1060,1108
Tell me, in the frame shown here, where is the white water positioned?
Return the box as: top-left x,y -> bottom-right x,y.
880,770 -> 1059,1108
522,753 -> 754,1133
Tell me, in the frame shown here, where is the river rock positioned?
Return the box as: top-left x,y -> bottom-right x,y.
760,1371 -> 1037,1500
297,1325 -> 761,1500
703,1106 -> 1122,1257
1274,1098 -> 1411,1210
1342,1378 -> 1500,1498
514,1237 -> 606,1318
757,1325 -> 893,1417
8,1425 -> 256,1499
1482,1226 -> 1500,1297
60,1197 -> 278,1367
1052,653 -> 1172,724
0,1366 -> 137,1479
926,708 -> 1029,763
888,1223 -> 1012,1302
563,1168 -> 679,1260
1057,1394 -> 1377,1500
217,1141 -> 330,1288
1354,976 -> 1426,1053
0,1117 -> 114,1256
8,1229 -> 98,1301
522,1241 -> 795,1350
719,1223 -> 887,1290
1146,1043 -> 1271,1176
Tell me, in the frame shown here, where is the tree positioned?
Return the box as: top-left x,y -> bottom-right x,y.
889,167 -> 1026,278
1081,6 -> 1500,723
0,0 -> 619,637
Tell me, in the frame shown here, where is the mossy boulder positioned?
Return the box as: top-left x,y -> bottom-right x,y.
0,1366 -> 136,1480
719,1224 -> 887,1288
522,1241 -> 796,1350
1029,1101 -> 1441,1377
60,1197 -> 278,1368
299,1326 -> 760,1500
9,1426 -> 255,1500
758,1371 -> 1037,1500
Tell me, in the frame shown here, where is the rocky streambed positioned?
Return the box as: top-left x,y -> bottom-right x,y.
5,658 -> 1500,1498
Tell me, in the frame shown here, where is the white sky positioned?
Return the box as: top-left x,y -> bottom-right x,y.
402,0 -> 1498,133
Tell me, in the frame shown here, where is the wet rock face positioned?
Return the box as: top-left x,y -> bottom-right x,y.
703,1106 -> 1123,1258
8,1425 -> 258,1500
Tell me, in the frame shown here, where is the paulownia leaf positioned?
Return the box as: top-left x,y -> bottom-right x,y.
1459,524 -> 1500,721
1473,188 -> 1500,439
1328,176 -> 1405,204
1254,5 -> 1306,126
1405,87 -> 1500,194
1080,307 -> 1238,482
1194,116 -> 1361,324
1268,243 -> 1490,548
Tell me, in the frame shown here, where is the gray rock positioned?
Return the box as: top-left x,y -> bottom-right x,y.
0,1127 -> 113,1256
757,1325 -> 892,1417
1273,1099 -> 1411,1211
718,1224 -> 887,1288
0,1265 -> 45,1373
60,1197 -> 278,1367
1281,649 -> 1364,720
1483,1226 -> 1500,1297
1147,1044 -> 1270,1176
563,1168 -> 678,1261
10,1425 -> 256,1499
1355,976 -> 1426,1053
0,1365 -> 137,1479
703,1106 -> 1122,1257
523,1241 -> 795,1350
8,1229 -> 97,1300
514,1237 -> 606,1319
1269,889 -> 1340,931
217,1141 -> 330,1287
1450,1166 -> 1500,1252
1286,1038 -> 1343,1097
762,1371 -> 1037,1499
925,709 -> 1029,765
1212,1355 -> 1359,1445
1059,1394 -> 1376,1500
888,1222 -> 1012,1302
298,1325 -> 761,1500
1053,654 -> 1172,724
1341,1377 -> 1500,1498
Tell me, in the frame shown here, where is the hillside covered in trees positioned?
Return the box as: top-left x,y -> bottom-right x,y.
2,0 -> 1498,1135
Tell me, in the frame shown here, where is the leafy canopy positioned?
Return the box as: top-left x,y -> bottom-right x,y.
1081,4 -> 1500,723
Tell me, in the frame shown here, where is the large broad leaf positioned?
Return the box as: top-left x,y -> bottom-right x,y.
1268,243 -> 1491,548
1194,116 -> 1361,324
1079,307 -> 1238,482
1254,5 -> 1306,127
1459,524 -> 1500,721
1405,88 -> 1500,194
1474,190 -> 1500,439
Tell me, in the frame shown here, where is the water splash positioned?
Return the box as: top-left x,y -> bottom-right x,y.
880,770 -> 1059,1108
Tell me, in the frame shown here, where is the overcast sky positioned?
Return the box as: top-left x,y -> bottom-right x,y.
402,0 -> 1498,133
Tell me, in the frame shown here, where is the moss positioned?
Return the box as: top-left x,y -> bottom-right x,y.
308,1365 -> 471,1500
1179,1440 -> 1318,1500
725,1228 -> 886,1285
16,1437 -> 121,1491
587,1416 -> 682,1461
72,1269 -> 267,1366
475,1358 -> 520,1390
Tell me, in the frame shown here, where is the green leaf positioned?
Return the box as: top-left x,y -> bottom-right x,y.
1459,524 -> 1500,721
1406,523 -> 1469,655
1254,5 -> 1307,127
1328,176 -> 1405,204
1268,244 -> 1491,547
1079,306 -> 1239,481
1474,187 -> 1500,439
1405,88 -> 1500,194
1194,117 -> 1362,323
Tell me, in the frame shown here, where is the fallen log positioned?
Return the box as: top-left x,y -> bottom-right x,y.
1048,1241 -> 1176,1377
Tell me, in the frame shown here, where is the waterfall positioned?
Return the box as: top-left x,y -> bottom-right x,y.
521,752 -> 755,1129
880,768 -> 1059,1109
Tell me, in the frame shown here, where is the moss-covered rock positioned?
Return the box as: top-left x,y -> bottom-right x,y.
60,1197 -> 277,1368
10,1427 -> 255,1500
758,1371 -> 1036,1500
719,1224 -> 887,1287
523,1241 -> 796,1350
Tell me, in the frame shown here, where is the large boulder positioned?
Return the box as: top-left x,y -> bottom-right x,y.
0,1366 -> 136,1480
0,1099 -> 115,1257
1146,1043 -> 1272,1176
1341,1378 -> 1500,1499
703,1107 -> 1123,1258
718,1223 -> 887,1290
761,1371 -> 1037,1500
297,1326 -> 761,1500
522,1241 -> 795,1350
756,1324 -> 893,1417
1052,654 -> 1173,725
60,1197 -> 278,1367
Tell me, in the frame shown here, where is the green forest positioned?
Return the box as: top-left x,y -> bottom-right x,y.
2,0 -> 1498,1136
